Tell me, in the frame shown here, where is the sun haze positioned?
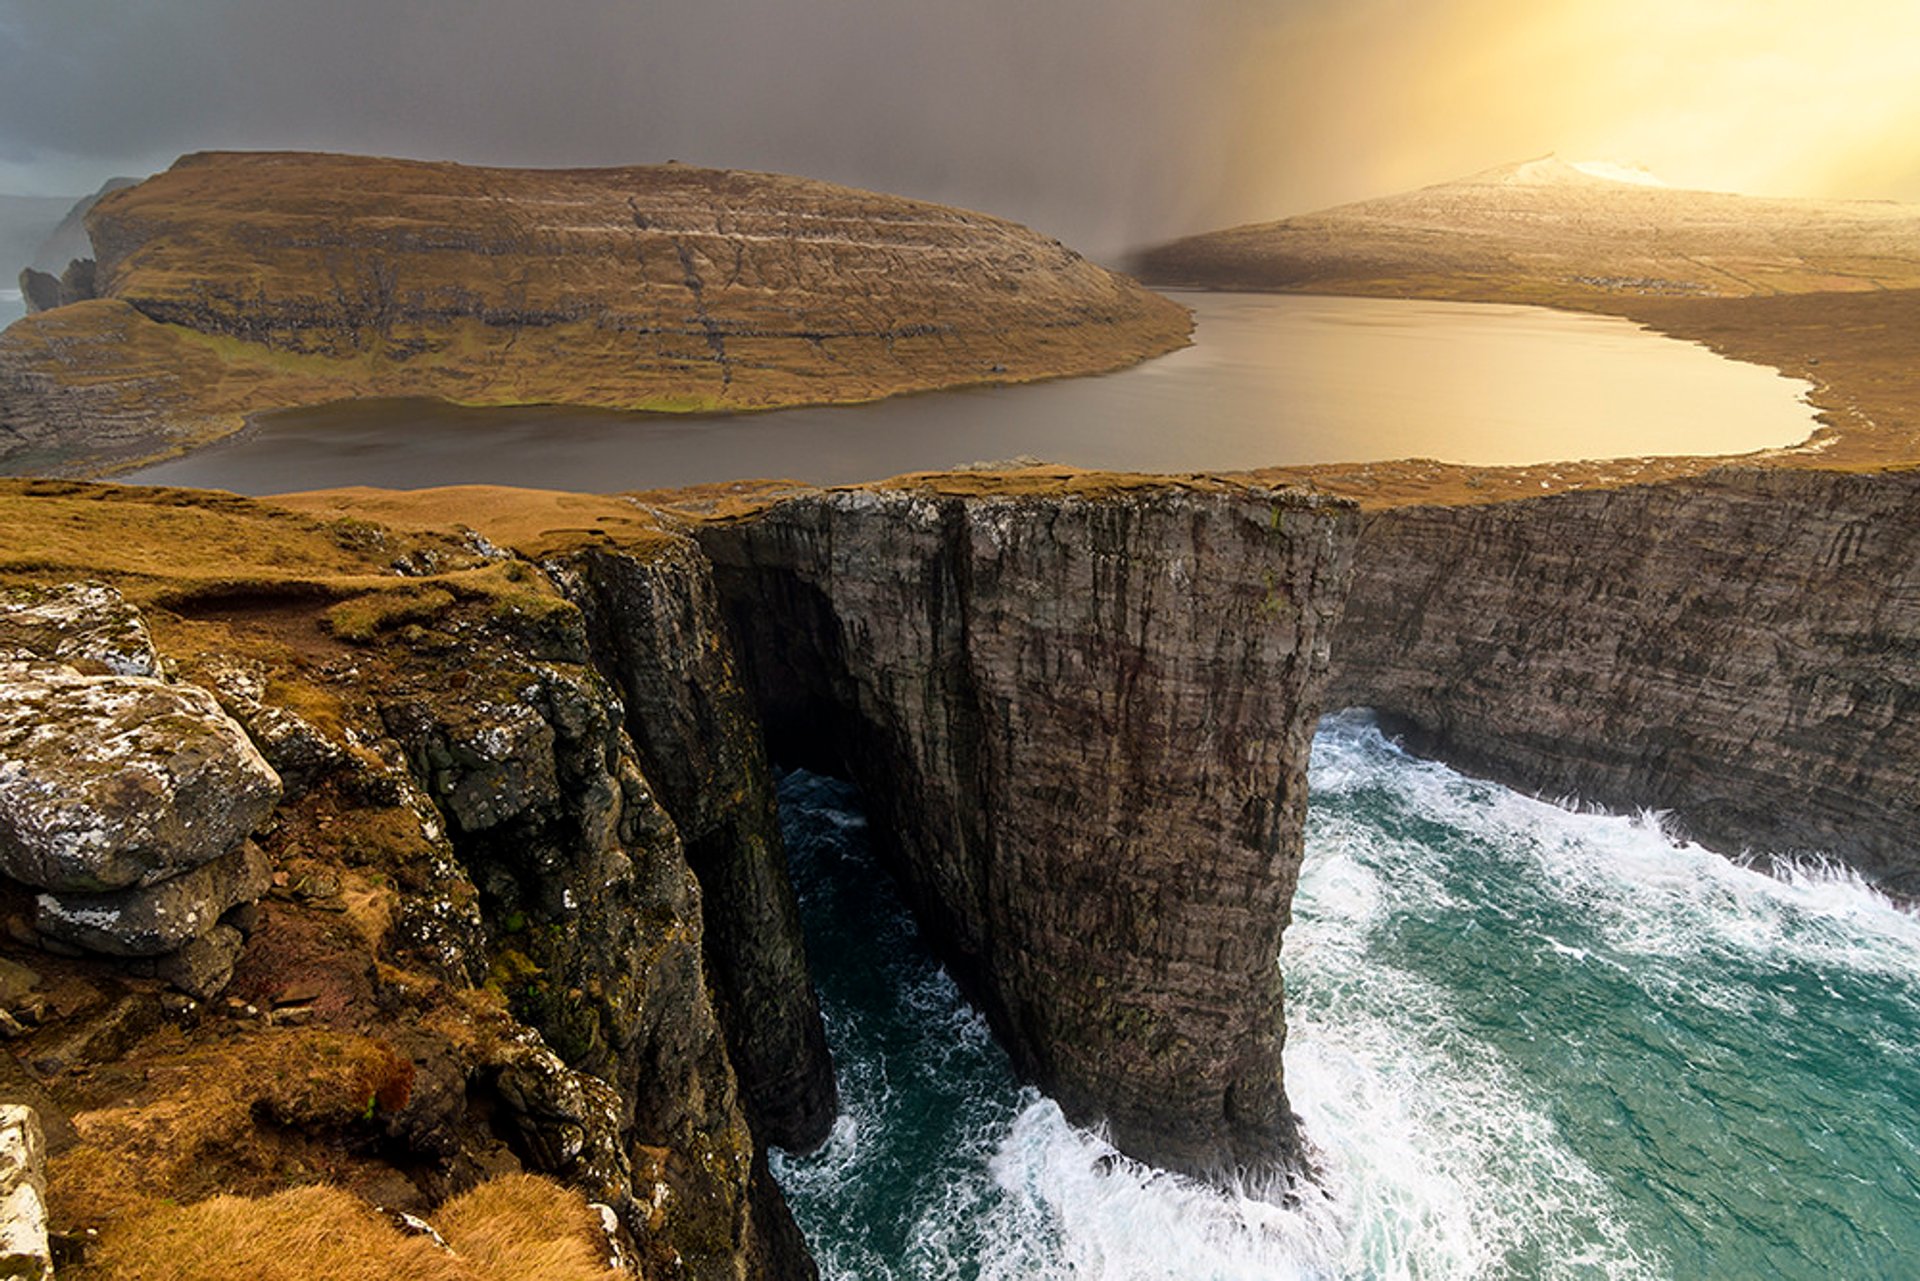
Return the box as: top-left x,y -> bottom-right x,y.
1231,0 -> 1920,219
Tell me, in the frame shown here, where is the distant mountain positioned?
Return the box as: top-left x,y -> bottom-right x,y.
1132,155 -> 1920,302
30,177 -> 138,271
0,150 -> 1189,476
0,194 -> 77,283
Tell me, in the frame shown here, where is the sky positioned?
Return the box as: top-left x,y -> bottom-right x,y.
2,0 -> 1918,258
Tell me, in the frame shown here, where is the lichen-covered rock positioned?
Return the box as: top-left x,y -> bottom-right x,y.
0,1106 -> 50,1281
0,581 -> 158,676
0,664 -> 281,893
33,841 -> 271,957
489,1033 -> 638,1220
194,658 -> 349,797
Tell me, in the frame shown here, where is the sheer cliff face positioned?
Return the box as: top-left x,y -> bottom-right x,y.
548,538 -> 838,1154
698,481 -> 1357,1178
0,150 -> 1190,478
1329,466 -> 1920,891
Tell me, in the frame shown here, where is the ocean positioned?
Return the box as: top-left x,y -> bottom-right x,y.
772,713 -> 1920,1279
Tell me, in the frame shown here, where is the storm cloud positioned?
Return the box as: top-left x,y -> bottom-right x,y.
0,0 -> 1274,259
4,0 -> 1918,260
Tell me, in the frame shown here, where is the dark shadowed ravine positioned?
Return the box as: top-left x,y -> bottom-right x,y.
120,292 -> 1817,493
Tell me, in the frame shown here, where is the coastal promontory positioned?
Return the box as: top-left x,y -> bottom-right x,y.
0,151 -> 1189,477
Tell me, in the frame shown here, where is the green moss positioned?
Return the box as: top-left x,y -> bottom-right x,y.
325,587 -> 456,643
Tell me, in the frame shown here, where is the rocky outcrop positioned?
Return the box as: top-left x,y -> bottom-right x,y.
1328,465 -> 1920,891
0,1106 -> 50,1281
0,150 -> 1189,478
697,478 -> 1357,1180
14,271 -> 58,317
0,582 -> 282,1002
551,539 -> 838,1154
374,608 -> 814,1278
0,663 -> 280,892
16,260 -> 94,316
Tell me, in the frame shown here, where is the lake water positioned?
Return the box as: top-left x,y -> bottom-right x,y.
772,714 -> 1920,1279
122,293 -> 1817,494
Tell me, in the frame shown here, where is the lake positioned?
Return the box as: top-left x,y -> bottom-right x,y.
122,292 -> 1816,494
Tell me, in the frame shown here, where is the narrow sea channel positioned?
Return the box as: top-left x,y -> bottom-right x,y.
772,714 -> 1920,1279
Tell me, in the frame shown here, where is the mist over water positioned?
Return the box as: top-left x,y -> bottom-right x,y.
773,716 -> 1920,1279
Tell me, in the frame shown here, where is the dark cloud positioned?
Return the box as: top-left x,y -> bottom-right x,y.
0,0 -> 1280,258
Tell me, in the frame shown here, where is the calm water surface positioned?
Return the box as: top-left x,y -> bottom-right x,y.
124,293 -> 1816,494
773,716 -> 1920,1279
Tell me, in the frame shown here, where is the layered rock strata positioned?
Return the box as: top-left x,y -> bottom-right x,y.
1327,465 -> 1920,892
551,539 -> 837,1153
696,479 -> 1357,1178
0,150 -> 1189,477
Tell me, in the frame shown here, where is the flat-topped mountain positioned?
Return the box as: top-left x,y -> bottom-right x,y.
1134,155 -> 1920,301
0,151 -> 1188,476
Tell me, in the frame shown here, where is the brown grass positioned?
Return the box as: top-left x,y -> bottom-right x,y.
70,1176 -> 626,1281
436,1174 -> 625,1277
51,1029 -> 417,1227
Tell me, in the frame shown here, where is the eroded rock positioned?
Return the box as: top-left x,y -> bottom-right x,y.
0,581 -> 158,676
34,841 -> 272,956
0,664 -> 281,892
0,1106 -> 50,1281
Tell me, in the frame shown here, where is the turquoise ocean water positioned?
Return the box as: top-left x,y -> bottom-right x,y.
772,714 -> 1920,1279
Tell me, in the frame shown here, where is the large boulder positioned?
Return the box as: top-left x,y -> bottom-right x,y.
0,664 -> 281,892
0,581 -> 159,677
33,841 -> 272,957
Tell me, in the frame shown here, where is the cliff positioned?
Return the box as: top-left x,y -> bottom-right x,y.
1133,156 -> 1920,303
0,151 -> 1189,478
1125,160 -> 1920,892
1325,464 -> 1920,894
0,470 -> 1355,1275
0,481 -> 827,1278
687,472 -> 1356,1178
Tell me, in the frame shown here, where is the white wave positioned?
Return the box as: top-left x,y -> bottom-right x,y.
0,288 -> 20,302
1309,713 -> 1920,986
978,1098 -> 1344,1281
1286,829 -> 1661,1280
780,721 -> 1920,1278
